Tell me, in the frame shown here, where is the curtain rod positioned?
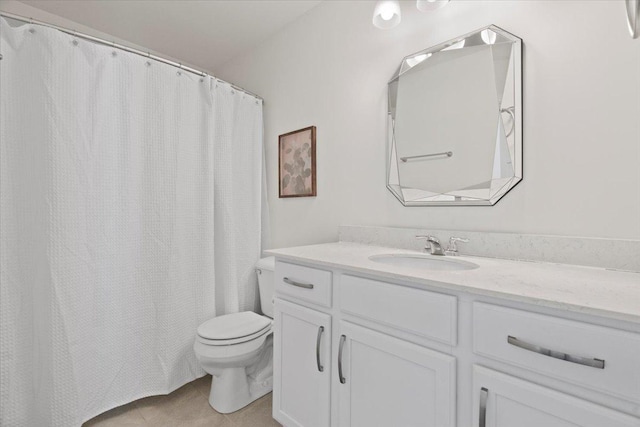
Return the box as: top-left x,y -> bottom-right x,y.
0,11 -> 264,102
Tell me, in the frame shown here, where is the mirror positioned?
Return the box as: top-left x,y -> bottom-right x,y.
387,25 -> 522,206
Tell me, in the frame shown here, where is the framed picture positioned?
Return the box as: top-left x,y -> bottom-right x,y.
279,126 -> 317,198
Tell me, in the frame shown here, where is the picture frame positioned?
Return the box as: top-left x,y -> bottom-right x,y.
278,126 -> 317,198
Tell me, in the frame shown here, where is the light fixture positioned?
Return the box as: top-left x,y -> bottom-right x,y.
626,0 -> 639,39
480,29 -> 497,45
405,53 -> 432,67
416,0 -> 450,12
442,39 -> 465,51
373,0 -> 401,29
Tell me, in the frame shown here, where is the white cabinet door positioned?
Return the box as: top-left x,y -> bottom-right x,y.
337,321 -> 456,427
273,299 -> 331,427
473,366 -> 640,427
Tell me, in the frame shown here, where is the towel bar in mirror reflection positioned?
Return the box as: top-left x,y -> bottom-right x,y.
400,151 -> 453,162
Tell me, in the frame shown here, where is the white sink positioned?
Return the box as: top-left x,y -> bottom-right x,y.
368,254 -> 479,271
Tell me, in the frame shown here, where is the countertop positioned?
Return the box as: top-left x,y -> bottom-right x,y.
266,242 -> 640,324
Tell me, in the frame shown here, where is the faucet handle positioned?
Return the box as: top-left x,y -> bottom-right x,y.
446,236 -> 469,255
416,235 -> 438,242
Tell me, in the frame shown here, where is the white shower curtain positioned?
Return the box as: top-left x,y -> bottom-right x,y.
212,82 -> 265,315
0,17 -> 265,426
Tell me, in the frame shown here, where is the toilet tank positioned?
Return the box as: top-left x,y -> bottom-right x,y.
256,257 -> 276,318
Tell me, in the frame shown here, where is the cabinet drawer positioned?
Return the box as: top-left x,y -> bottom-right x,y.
275,261 -> 332,307
473,302 -> 640,402
340,275 -> 457,345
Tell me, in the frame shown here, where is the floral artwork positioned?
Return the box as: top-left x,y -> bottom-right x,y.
279,126 -> 316,197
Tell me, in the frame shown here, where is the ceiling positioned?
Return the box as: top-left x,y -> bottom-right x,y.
19,0 -> 322,73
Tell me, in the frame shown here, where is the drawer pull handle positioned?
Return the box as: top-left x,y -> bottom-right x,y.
507,335 -> 605,369
316,326 -> 324,372
283,277 -> 314,289
479,387 -> 488,427
338,334 -> 347,384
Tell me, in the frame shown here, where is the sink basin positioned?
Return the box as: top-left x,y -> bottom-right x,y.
368,254 -> 479,271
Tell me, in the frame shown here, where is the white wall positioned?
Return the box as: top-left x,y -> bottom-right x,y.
219,0 -> 640,249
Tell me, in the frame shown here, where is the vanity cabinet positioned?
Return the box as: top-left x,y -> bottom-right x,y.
273,299 -> 332,427
473,366 -> 640,427
273,261 -> 457,427
271,258 -> 640,427
336,321 -> 456,427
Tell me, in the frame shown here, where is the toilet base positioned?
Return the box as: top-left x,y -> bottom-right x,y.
208,367 -> 273,413
207,336 -> 274,414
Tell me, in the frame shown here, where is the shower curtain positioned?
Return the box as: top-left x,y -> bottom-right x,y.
0,17 -> 265,426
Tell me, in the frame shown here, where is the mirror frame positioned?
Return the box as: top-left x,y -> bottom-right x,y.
387,25 -> 523,206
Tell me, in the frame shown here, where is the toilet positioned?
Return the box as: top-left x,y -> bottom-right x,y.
193,256 -> 276,414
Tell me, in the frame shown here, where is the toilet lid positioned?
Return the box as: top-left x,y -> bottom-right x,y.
197,311 -> 271,341
197,326 -> 271,346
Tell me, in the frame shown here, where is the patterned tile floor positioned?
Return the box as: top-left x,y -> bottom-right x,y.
83,375 -> 281,427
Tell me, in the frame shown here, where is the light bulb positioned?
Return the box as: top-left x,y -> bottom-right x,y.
373,1 -> 401,29
380,9 -> 394,21
442,39 -> 465,51
481,29 -> 497,45
405,53 -> 431,67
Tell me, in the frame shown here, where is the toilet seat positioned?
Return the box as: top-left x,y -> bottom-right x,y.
197,324 -> 272,346
194,327 -> 272,360
197,311 -> 272,346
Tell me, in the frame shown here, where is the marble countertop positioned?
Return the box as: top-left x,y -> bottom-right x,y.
266,242 -> 640,324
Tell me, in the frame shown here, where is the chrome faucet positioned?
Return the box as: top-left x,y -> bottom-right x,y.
416,235 -> 445,256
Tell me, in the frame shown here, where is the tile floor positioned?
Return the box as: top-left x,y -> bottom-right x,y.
83,375 -> 281,427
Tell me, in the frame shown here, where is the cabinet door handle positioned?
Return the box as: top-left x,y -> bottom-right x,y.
338,334 -> 346,384
283,277 -> 314,289
316,326 -> 324,372
507,336 -> 605,369
479,387 -> 488,427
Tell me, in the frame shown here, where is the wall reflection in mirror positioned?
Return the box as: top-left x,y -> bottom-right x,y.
387,25 -> 522,206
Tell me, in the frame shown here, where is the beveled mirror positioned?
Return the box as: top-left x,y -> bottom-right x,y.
387,25 -> 522,206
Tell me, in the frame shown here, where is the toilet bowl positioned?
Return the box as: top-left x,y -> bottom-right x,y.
193,257 -> 276,414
